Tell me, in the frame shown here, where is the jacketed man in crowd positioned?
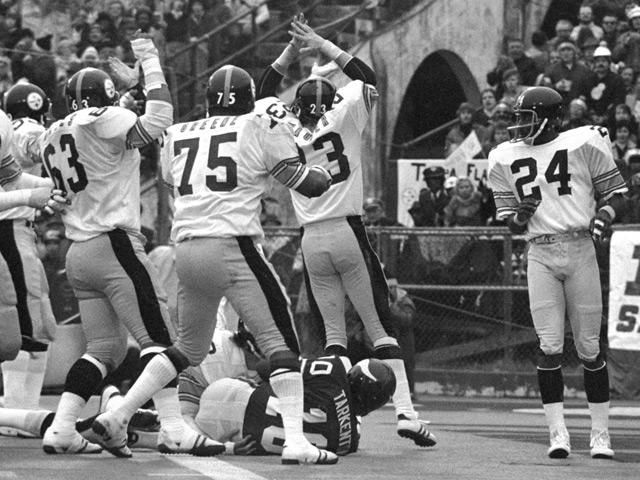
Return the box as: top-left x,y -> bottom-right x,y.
92,62 -> 337,465
255,16 -> 436,448
0,83 -> 58,436
488,87 -> 626,460
39,34 -> 222,458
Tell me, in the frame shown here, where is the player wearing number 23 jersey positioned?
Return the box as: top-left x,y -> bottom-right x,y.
255,20 -> 437,449
488,87 -> 627,461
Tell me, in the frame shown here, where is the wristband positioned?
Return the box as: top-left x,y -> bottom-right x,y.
599,205 -> 615,221
140,57 -> 166,90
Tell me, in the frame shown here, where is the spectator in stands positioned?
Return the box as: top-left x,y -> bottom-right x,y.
486,55 -> 516,100
95,11 -> 119,46
443,177 -> 483,227
504,37 -> 539,86
621,65 -> 636,94
612,120 -> 636,164
549,19 -> 574,49
618,147 -> 640,185
444,102 -> 485,157
526,30 -> 549,73
491,101 -> 514,125
499,67 -> 526,107
11,31 -> 57,100
586,45 -> 626,125
601,12 -> 620,49
388,278 -> 416,399
608,102 -> 639,141
77,45 -> 101,70
135,6 -> 166,58
226,0 -> 270,36
481,119 -> 510,156
107,0 -> 128,39
560,97 -> 589,131
612,5 -> 640,72
70,8 -> 92,47
472,88 -> 497,127
571,4 -> 603,43
544,40 -> 593,105
626,71 -> 640,121
578,33 -> 599,69
363,197 -> 400,227
444,176 -> 457,196
0,55 -> 13,99
54,39 -> 79,82
408,166 -> 449,227
0,10 -> 21,50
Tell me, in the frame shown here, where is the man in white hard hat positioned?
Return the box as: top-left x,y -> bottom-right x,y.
586,44 -> 625,125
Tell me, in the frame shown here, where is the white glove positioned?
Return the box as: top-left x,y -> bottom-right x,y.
131,38 -> 159,62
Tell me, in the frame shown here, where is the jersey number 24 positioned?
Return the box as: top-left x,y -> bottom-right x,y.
511,149 -> 571,200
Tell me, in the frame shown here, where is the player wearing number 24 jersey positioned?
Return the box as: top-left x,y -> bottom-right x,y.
488,86 -> 627,461
256,17 -> 436,449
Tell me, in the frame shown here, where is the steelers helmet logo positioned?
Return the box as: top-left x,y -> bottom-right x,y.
27,92 -> 43,111
104,78 -> 116,99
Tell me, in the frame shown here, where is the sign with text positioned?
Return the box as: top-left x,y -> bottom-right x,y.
396,159 -> 488,226
609,230 -> 640,351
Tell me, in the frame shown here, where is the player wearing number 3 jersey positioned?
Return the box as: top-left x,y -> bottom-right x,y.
95,64 -> 336,466
255,17 -> 436,448
488,87 -> 627,460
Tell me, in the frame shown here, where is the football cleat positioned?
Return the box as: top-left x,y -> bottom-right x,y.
42,429 -> 102,454
547,426 -> 571,459
91,411 -> 132,458
397,415 -> 437,447
281,443 -> 339,465
590,429 -> 614,459
99,385 -> 122,414
156,427 -> 225,456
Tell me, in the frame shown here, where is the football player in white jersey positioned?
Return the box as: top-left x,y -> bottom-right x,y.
40,37 -> 222,458
0,83 -> 57,435
488,87 -> 627,460
92,64 -> 337,465
255,17 -> 435,448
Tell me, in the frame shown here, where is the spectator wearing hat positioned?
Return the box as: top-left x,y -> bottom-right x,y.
527,30 -> 550,73
499,67 -> 527,107
443,177 -> 484,227
560,98 -> 589,131
570,4 -> 604,43
613,5 -> 640,72
549,19 -> 574,49
586,45 -> 626,124
544,39 -> 593,105
445,101 -> 486,157
612,120 -> 637,166
408,166 -> 450,227
472,88 -> 497,127
444,176 -> 458,196
363,197 -> 400,227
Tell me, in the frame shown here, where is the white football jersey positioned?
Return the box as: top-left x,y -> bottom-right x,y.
162,113 -> 299,242
40,106 -> 140,241
257,80 -> 377,225
0,116 -> 43,221
488,125 -> 627,240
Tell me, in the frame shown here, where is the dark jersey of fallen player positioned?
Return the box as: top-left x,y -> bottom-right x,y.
243,355 -> 359,455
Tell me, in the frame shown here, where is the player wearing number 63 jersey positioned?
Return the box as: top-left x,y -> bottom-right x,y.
255,18 -> 436,448
488,86 -> 627,460
97,64 -> 336,466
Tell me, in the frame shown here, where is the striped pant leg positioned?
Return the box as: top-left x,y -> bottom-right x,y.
227,237 -> 299,358
0,225 -> 20,360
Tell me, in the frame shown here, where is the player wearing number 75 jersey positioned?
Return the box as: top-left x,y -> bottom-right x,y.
488,86 -> 627,460
94,64 -> 337,466
255,18 -> 436,448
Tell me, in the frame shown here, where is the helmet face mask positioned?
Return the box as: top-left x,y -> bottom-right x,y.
508,108 -> 542,143
507,87 -> 563,144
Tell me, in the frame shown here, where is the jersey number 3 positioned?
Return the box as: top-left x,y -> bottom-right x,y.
175,133 -> 238,195
42,134 -> 88,194
511,149 -> 571,200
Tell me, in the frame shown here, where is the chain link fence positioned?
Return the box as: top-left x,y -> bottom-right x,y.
262,226 -> 608,374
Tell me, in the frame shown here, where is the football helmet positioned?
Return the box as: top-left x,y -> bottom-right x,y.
206,65 -> 255,116
65,67 -> 119,113
508,86 -> 563,143
348,358 -> 396,416
291,77 -> 336,123
4,83 -> 50,123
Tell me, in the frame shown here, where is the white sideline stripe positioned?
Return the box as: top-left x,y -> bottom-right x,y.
166,456 -> 269,480
0,472 -> 18,478
513,407 -> 640,417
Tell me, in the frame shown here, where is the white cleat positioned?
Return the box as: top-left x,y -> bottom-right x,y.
0,426 -> 37,438
281,443 -> 339,465
397,415 -> 437,447
91,410 -> 132,458
157,427 -> 225,456
42,429 -> 102,454
590,429 -> 614,459
547,426 -> 571,459
99,385 -> 121,414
